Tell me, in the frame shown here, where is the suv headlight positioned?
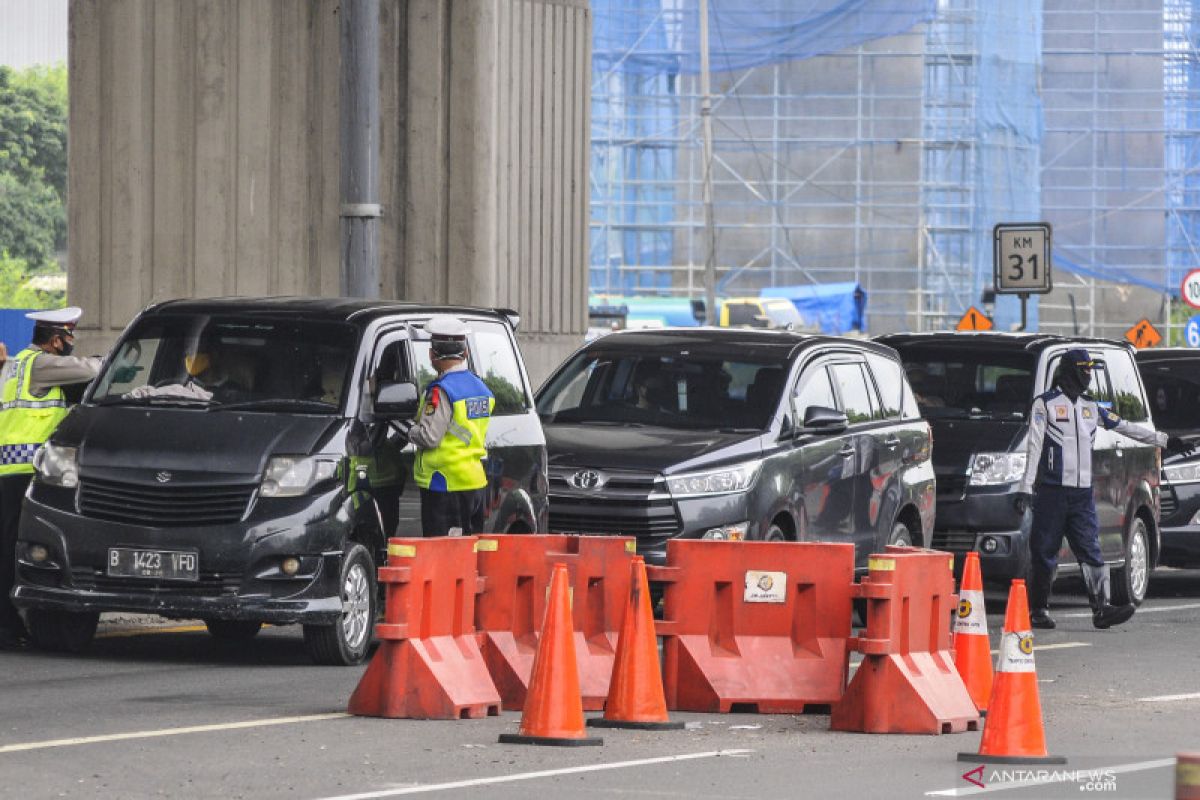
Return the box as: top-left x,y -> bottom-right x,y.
667,460 -> 762,499
968,452 -> 1027,486
32,443 -> 78,488
1163,461 -> 1200,485
260,456 -> 339,498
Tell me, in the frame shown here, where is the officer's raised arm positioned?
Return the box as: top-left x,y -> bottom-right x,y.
1096,405 -> 1192,454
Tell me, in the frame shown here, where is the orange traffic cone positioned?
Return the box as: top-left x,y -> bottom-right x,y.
498,563 -> 603,747
588,557 -> 683,731
958,579 -> 1065,764
953,552 -> 993,715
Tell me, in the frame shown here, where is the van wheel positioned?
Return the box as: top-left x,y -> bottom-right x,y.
764,522 -> 790,542
204,620 -> 263,641
303,543 -> 377,666
887,520 -> 913,548
1112,516 -> 1150,607
26,609 -> 99,654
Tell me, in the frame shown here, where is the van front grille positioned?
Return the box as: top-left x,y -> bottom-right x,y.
931,531 -> 977,552
78,477 -> 255,527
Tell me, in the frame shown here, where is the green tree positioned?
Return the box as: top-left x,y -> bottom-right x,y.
0,64 -> 68,272
0,253 -> 65,309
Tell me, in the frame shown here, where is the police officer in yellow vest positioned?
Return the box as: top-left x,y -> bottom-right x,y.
0,308 -> 102,649
398,316 -> 494,537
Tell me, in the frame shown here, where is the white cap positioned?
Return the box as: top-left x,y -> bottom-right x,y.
26,306 -> 83,328
425,315 -> 469,339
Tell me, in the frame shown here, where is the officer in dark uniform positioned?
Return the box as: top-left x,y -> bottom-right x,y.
1014,348 -> 1193,630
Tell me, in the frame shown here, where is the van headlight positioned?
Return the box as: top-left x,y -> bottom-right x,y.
968,452 -> 1026,486
666,460 -> 762,499
32,443 -> 78,488
260,456 -> 339,498
1163,461 -> 1200,485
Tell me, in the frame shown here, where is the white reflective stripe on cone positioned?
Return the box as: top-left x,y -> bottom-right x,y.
954,589 -> 988,635
996,629 -> 1036,673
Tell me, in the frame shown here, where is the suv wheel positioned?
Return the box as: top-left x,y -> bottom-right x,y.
204,620 -> 263,641
764,521 -> 789,542
26,609 -> 100,653
1112,516 -> 1150,607
887,520 -> 913,548
303,543 -> 377,666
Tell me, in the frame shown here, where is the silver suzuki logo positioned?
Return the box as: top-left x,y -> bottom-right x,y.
569,469 -> 604,490
156,471 -> 172,484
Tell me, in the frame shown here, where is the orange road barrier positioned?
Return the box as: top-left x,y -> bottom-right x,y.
348,537 -> 500,720
831,549 -> 980,734
498,563 -> 603,747
475,534 -> 635,711
958,579 -> 1066,764
954,552 -> 994,714
1178,753 -> 1200,800
649,539 -> 855,713
588,556 -> 684,731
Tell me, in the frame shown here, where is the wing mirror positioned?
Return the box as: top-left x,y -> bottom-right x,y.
373,381 -> 420,420
802,404 -> 849,434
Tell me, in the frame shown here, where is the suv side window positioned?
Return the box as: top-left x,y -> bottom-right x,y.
794,364 -> 837,416
1103,350 -> 1149,422
372,332 -> 410,388
830,362 -> 876,424
469,321 -> 531,416
864,352 -> 915,420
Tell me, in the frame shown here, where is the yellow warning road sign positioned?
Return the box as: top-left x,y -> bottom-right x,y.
1124,319 -> 1162,349
956,307 -> 994,331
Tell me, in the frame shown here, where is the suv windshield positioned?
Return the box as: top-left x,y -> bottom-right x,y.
894,346 -> 1036,420
90,315 -> 359,412
537,350 -> 788,430
1139,355 -> 1200,432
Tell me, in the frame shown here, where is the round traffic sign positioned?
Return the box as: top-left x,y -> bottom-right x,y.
1187,315 -> 1200,348
1183,269 -> 1200,309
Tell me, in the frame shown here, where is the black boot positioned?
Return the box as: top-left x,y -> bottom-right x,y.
1028,566 -> 1056,630
1081,563 -> 1135,629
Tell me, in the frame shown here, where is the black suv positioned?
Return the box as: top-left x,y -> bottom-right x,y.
14,298 -> 548,664
1136,348 -> 1200,568
880,333 -> 1161,604
535,328 -> 935,569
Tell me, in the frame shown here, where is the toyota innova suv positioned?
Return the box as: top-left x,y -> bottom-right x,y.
535,328 -> 934,570
13,298 -> 548,664
880,332 -> 1162,605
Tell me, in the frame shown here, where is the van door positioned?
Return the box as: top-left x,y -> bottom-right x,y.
1103,347 -> 1157,542
364,330 -> 414,538
828,361 -> 885,566
793,362 -> 855,546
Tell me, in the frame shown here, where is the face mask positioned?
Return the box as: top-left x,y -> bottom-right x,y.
57,337 -> 75,357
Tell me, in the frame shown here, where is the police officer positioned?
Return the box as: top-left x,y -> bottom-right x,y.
1014,348 -> 1193,630
399,316 -> 494,537
0,308 -> 103,648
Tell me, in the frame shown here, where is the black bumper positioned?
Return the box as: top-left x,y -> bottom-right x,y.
932,490 -> 1032,582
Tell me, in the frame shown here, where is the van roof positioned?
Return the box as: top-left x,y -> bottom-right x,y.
877,331 -> 1129,354
142,296 -> 516,328
585,326 -> 897,361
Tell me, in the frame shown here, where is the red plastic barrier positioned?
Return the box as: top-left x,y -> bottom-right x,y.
475,534 -> 637,711
830,549 -> 980,734
651,539 -> 855,714
348,537 -> 500,720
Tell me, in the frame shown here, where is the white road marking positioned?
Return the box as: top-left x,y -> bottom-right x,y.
313,749 -> 756,799
1060,602 -> 1200,619
849,641 -> 1088,669
925,757 -> 1176,796
1138,692 -> 1200,703
0,713 -> 350,754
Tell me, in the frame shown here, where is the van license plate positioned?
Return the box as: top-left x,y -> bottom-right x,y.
107,548 -> 199,581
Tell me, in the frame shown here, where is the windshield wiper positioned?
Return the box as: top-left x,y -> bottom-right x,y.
93,395 -> 215,408
211,398 -> 337,413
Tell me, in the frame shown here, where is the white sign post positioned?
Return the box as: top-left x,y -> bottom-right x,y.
994,223 -> 1053,331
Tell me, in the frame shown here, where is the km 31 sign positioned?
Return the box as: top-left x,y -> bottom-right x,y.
994,223 -> 1052,295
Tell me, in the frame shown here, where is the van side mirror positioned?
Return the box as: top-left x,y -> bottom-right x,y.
374,381 -> 420,420
802,405 -> 849,434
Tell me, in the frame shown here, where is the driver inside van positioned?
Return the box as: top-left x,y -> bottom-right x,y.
124,343 -> 250,403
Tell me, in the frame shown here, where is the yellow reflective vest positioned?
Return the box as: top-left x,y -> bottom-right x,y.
413,371 -> 494,492
0,348 -> 69,475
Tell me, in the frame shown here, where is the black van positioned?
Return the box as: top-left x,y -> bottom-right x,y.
880,332 -> 1161,605
534,328 -> 935,569
13,298 -> 547,664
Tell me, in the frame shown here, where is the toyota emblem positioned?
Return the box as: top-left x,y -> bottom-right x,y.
155,471 -> 173,483
569,469 -> 604,490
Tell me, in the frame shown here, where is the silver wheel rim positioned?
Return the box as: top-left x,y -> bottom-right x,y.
341,562 -> 372,651
891,525 -> 911,547
1129,524 -> 1149,601
766,525 -> 786,542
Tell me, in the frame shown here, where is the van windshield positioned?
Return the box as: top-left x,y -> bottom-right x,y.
90,315 -> 359,412
892,347 -> 1036,420
537,351 -> 788,430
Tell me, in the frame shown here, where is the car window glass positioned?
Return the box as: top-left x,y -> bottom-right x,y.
864,353 -> 910,419
1103,351 -> 1148,421
830,363 -> 874,424
1140,357 -> 1200,431
794,365 -> 836,415
468,321 -> 530,416
890,345 -> 1035,420
372,336 -> 409,386
727,302 -> 762,327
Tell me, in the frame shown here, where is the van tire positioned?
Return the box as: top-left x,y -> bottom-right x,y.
204,620 -> 263,640
26,609 -> 99,654
1112,515 -> 1150,607
303,543 -> 377,666
887,520 -> 913,548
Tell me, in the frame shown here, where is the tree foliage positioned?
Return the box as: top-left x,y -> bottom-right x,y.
0,64 -> 67,273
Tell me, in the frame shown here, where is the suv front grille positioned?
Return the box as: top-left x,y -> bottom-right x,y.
548,468 -> 681,547
931,531 -> 977,552
78,477 -> 255,527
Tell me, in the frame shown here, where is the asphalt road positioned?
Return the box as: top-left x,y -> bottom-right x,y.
2,570 -> 1199,800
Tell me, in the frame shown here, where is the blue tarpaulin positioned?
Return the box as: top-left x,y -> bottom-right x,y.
0,309 -> 34,357
760,282 -> 866,334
